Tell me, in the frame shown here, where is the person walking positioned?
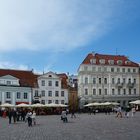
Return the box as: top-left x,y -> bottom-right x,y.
131,106 -> 136,117
8,109 -> 13,124
71,109 -> 76,118
26,110 -> 32,127
61,110 -> 68,123
32,111 -> 36,125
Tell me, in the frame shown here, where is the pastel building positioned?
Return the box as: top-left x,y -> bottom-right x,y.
78,53 -> 140,108
0,69 -> 37,105
33,72 -> 68,105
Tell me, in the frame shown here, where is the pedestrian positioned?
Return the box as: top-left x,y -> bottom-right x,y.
131,106 -> 136,117
26,110 -> 32,127
8,109 -> 13,124
116,106 -> 122,118
61,109 -> 68,123
71,109 -> 76,118
32,111 -> 36,125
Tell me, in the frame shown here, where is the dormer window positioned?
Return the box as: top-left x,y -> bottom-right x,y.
125,61 -> 131,65
117,60 -> 123,65
108,60 -> 114,65
6,81 -> 11,85
90,59 -> 96,64
99,59 -> 105,64
49,75 -> 52,77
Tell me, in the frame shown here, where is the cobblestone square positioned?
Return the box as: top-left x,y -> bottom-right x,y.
0,112 -> 140,140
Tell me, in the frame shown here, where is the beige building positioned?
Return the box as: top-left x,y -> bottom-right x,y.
78,53 -> 140,108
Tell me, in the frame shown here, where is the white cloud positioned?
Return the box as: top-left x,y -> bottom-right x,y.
0,0 -> 129,53
0,61 -> 29,70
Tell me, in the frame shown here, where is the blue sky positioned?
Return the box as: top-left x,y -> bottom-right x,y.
0,0 -> 140,74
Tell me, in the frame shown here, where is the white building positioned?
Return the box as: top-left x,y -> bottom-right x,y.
0,69 -> 37,105
78,53 -> 140,108
33,72 -> 68,105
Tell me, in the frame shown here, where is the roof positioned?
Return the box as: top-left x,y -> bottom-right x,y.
0,69 -> 38,87
81,53 -> 139,67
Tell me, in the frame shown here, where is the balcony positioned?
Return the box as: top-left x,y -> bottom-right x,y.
116,83 -> 123,88
127,82 -> 134,88
34,95 -> 41,100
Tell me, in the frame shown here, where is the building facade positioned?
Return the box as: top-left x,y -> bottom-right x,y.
0,69 -> 37,105
33,72 -> 68,105
78,53 -> 140,108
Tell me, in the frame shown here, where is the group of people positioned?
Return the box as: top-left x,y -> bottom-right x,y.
115,105 -> 137,118
0,108 -> 36,127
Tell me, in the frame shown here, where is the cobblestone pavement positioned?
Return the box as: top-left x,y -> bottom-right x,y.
0,112 -> 140,140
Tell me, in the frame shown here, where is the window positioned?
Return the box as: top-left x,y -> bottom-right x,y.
117,78 -> 121,84
61,91 -> 64,97
85,77 -> 88,84
41,80 -> 45,86
104,89 -> 107,95
48,100 -> 52,104
108,60 -> 114,65
41,90 -> 45,97
90,59 -> 96,64
17,92 -> 21,99
92,67 -> 96,72
93,78 -> 96,84
112,78 -> 115,84
99,78 -> 102,84
55,91 -> 59,97
6,92 -> 11,99
128,68 -> 131,73
134,79 -> 136,84
112,89 -> 115,95
123,78 -> 125,84
61,100 -> 64,104
117,68 -> 120,72
133,69 -> 136,73
111,68 -> 114,72
118,89 -> 121,95
117,60 -> 122,65
7,81 -> 11,85
24,92 -> 28,99
85,89 -> 88,95
128,78 -> 131,83
99,59 -> 105,64
41,100 -> 45,104
123,89 -> 126,95
48,91 -> 52,97
134,89 -> 136,95
93,89 -> 96,95
104,78 -> 107,84
48,81 -> 52,86
129,89 -> 131,95
84,66 -> 88,71
55,81 -> 59,87
48,75 -> 52,77
35,90 -> 39,97
122,68 -> 125,73
55,100 -> 59,104
98,67 -> 101,72
99,89 -> 102,95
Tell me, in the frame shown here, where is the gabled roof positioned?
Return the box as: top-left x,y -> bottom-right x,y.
81,53 -> 139,67
0,69 -> 38,87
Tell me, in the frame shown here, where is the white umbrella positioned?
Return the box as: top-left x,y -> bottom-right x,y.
84,103 -> 94,107
59,104 -> 68,107
91,102 -> 101,106
44,103 -> 59,107
129,100 -> 140,105
110,102 -> 120,106
100,102 -> 112,106
31,103 -> 45,107
0,103 -> 15,107
16,103 -> 30,107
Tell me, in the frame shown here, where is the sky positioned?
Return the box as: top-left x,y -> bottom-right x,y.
0,0 -> 140,74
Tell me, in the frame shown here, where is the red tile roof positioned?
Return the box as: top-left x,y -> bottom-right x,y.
0,69 -> 38,87
81,53 -> 139,67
